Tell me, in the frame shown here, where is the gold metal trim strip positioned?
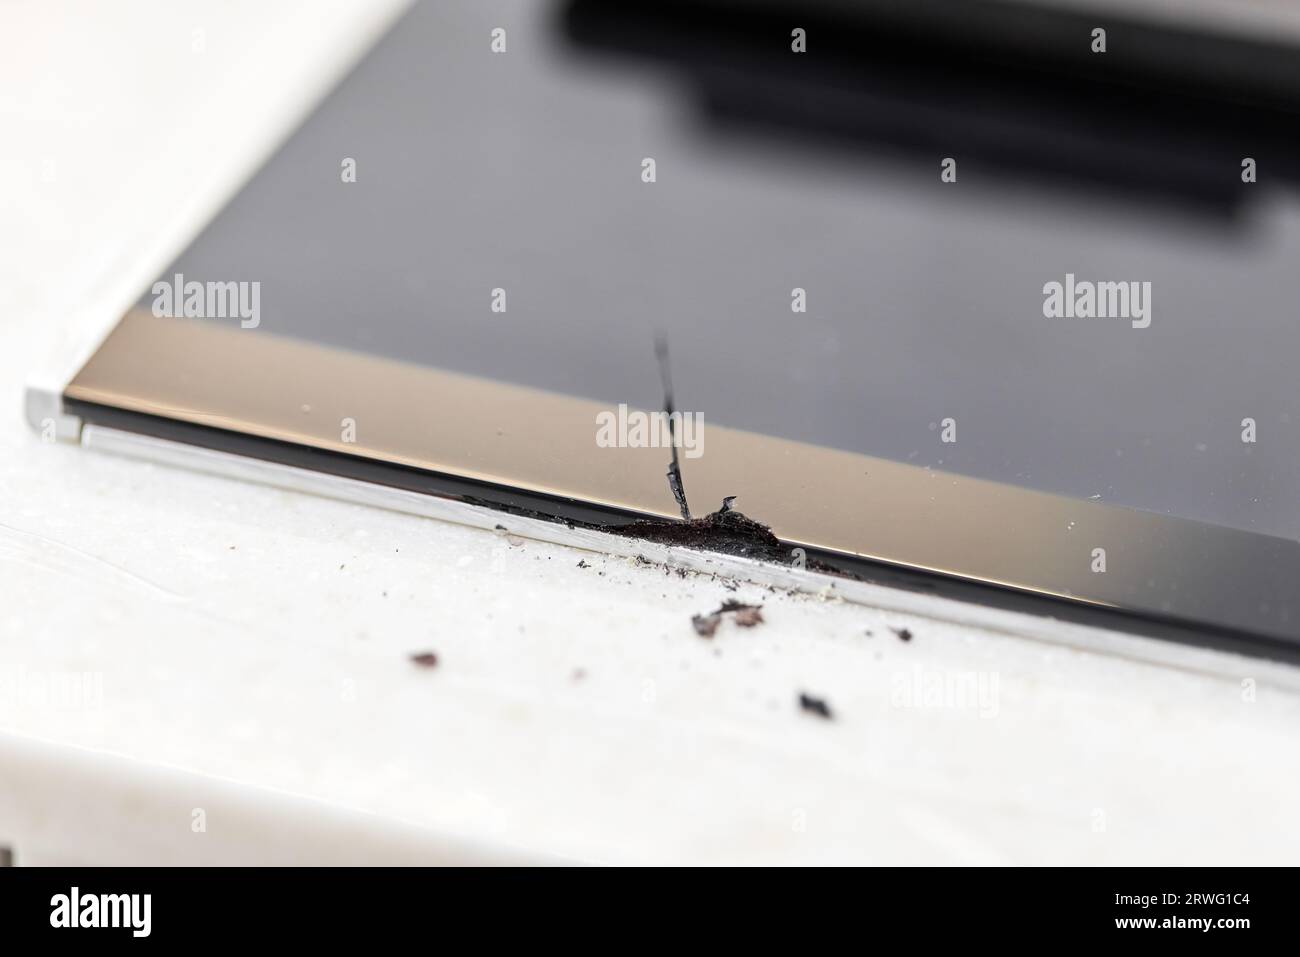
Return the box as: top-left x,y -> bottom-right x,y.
68,310 -> 1300,630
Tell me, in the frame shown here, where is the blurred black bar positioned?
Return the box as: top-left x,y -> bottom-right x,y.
560,0 -> 1300,219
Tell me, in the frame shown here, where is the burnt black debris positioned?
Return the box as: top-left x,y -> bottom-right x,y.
892,627 -> 913,642
576,559 -> 591,568
692,612 -> 722,638
614,498 -> 791,563
718,598 -> 764,627
666,462 -> 690,522
799,692 -> 834,720
409,651 -> 440,668
493,523 -> 525,546
613,497 -> 846,572
654,335 -> 691,520
691,598 -> 765,637
462,458 -> 846,575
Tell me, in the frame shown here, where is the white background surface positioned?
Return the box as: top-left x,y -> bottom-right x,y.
2,0 -> 1298,865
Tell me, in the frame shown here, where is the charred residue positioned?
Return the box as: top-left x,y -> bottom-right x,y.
461,339 -> 856,579
690,596 -> 766,637
798,692 -> 833,720
612,495 -> 792,563
654,335 -> 691,520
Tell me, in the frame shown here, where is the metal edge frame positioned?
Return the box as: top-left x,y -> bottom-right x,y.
58,311 -> 1300,659
76,420 -> 1300,690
